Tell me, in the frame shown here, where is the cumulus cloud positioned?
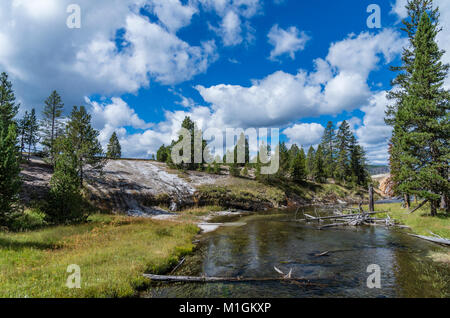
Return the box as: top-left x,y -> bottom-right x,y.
196,29 -> 404,129
283,123 -> 325,148
200,0 -> 261,46
147,0 -> 198,33
0,0 -> 217,110
354,91 -> 393,165
268,25 -> 310,60
87,96 -> 216,158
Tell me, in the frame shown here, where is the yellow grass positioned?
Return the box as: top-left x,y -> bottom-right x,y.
0,215 -> 199,298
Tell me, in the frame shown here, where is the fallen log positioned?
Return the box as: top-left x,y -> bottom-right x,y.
143,274 -> 325,286
408,200 -> 428,214
304,211 -> 382,221
408,234 -> 450,246
318,222 -> 348,229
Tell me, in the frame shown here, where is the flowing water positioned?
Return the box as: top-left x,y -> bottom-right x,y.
144,207 -> 450,298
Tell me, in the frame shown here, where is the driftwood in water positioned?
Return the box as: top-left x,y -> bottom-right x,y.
408,200 -> 428,214
318,222 -> 348,229
143,274 -> 325,286
303,211 -> 381,221
408,234 -> 450,246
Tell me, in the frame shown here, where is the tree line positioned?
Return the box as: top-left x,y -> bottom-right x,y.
0,74 -> 122,228
386,0 -> 449,216
157,117 -> 369,187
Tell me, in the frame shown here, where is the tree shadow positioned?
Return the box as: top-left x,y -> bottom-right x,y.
0,237 -> 59,251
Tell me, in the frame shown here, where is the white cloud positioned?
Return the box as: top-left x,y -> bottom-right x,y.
148,0 -> 198,33
268,25 -> 310,60
200,0 -> 261,46
354,91 -> 392,165
217,11 -> 243,46
196,29 -> 403,129
87,96 -> 216,158
283,123 -> 325,148
0,0 -> 217,109
74,14 -> 218,88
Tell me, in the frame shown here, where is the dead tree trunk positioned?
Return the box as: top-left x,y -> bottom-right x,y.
408,199 -> 428,214
369,185 -> 375,212
430,200 -> 437,217
404,194 -> 410,209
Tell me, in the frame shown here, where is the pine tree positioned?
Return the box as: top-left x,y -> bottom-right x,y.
234,133 -> 250,166
41,91 -> 64,165
157,145 -> 169,162
386,0 -> 439,200
0,72 -> 21,226
0,72 -> 19,131
291,149 -> 307,183
306,146 -> 315,180
0,122 -> 22,224
18,111 -> 30,158
106,132 -> 121,159
278,141 -> 290,178
64,106 -> 104,187
47,136 -> 85,224
335,121 -> 352,183
349,135 -> 368,186
321,121 -> 336,178
313,145 -> 326,183
390,12 -> 449,216
25,109 -> 39,161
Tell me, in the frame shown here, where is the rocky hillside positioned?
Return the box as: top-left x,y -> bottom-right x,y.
21,158 -> 374,215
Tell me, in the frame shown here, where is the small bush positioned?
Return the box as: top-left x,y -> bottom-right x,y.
8,209 -> 47,232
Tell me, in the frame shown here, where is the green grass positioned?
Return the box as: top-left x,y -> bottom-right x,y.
372,202 -> 450,238
0,215 -> 199,298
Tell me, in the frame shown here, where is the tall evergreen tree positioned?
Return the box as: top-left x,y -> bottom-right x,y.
0,72 -> 21,226
389,11 -> 449,215
277,141 -> 290,178
63,106 -> 104,187
335,120 -> 352,183
291,148 -> 307,183
106,132 -> 122,159
313,145 -> 326,183
47,136 -> 85,224
156,144 -> 169,162
349,135 -> 368,186
306,146 -> 315,180
234,133 -> 250,166
170,116 -> 208,171
18,111 -> 30,157
0,122 -> 21,225
321,121 -> 336,178
25,108 -> 39,161
41,91 -> 64,165
386,0 -> 440,199
0,72 -> 19,131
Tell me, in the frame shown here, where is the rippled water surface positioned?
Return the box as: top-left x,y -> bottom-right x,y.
144,207 -> 450,298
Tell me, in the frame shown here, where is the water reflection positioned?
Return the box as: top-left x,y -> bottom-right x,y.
145,207 -> 449,298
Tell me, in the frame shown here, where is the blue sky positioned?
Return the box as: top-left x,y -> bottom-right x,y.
1,0 -> 449,164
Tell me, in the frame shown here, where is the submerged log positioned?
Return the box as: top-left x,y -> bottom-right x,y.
407,234 -> 450,246
304,211 -> 381,221
143,274 -> 325,286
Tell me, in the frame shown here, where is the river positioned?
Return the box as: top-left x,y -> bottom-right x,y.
144,206 -> 449,298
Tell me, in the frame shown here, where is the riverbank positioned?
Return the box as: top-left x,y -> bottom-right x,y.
373,202 -> 450,238
371,202 -> 450,264
0,215 -> 198,298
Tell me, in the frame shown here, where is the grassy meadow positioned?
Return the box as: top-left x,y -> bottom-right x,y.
0,214 -> 199,298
